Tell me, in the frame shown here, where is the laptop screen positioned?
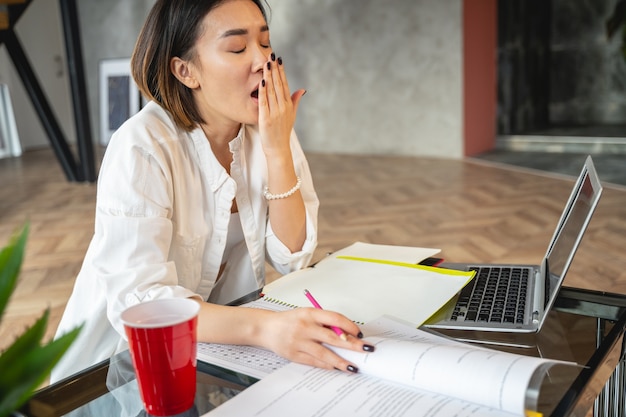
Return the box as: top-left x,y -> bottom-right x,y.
544,158 -> 602,307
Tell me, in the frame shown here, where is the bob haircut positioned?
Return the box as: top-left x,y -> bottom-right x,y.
131,0 -> 268,131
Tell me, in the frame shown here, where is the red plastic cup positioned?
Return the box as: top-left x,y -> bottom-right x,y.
121,298 -> 200,416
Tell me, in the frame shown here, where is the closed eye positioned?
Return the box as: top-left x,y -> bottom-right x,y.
232,43 -> 270,54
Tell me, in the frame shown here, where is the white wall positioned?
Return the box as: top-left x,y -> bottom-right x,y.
1,0 -> 463,158
77,0 -> 157,146
0,0 -> 74,150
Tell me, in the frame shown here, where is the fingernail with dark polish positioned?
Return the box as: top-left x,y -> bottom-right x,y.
363,344 -> 375,352
271,52 -> 276,61
277,56 -> 283,65
267,62 -> 271,70
357,331 -> 363,339
261,79 -> 265,87
347,365 -> 358,373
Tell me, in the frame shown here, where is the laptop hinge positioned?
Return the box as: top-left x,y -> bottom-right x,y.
532,259 -> 548,323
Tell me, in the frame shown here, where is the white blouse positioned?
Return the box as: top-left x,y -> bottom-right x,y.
51,101 -> 319,381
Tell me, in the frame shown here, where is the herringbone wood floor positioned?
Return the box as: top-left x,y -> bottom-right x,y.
2,148 -> 626,397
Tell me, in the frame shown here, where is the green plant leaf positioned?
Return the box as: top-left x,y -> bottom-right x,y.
0,223 -> 29,324
0,318 -> 82,417
0,222 -> 82,417
0,309 -> 49,381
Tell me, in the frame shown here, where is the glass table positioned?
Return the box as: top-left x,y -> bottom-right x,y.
19,286 -> 626,417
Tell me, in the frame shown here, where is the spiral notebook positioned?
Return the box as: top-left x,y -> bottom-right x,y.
260,242 -> 475,326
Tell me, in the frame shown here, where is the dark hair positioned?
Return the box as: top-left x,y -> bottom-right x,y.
131,0 -> 268,131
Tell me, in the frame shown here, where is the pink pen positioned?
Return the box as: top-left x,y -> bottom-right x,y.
303,289 -> 348,341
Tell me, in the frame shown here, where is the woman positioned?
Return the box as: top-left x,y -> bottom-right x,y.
52,0 -> 373,382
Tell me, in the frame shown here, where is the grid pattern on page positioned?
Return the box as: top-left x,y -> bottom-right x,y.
196,343 -> 289,380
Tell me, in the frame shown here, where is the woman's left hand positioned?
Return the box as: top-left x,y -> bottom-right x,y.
258,54 -> 306,158
257,54 -> 307,253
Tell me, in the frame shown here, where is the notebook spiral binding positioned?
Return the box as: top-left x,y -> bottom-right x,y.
261,296 -> 365,325
261,297 -> 300,309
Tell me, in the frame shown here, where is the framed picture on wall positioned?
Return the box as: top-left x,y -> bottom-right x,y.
99,58 -> 141,146
0,83 -> 22,159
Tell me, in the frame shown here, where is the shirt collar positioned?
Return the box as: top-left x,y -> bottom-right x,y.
188,125 -> 246,192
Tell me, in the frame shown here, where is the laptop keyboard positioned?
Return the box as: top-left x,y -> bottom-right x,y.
451,266 -> 530,324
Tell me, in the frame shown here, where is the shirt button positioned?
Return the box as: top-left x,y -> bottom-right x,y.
125,293 -> 141,306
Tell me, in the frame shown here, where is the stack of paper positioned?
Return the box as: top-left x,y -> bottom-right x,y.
261,242 -> 474,325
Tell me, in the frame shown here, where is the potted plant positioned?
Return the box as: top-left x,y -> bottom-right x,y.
0,224 -> 82,417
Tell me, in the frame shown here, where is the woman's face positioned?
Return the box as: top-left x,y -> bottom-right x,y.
177,0 -> 271,130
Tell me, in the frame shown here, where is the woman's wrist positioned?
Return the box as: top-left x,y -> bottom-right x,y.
264,177 -> 301,200
244,308 -> 276,348
263,146 -> 293,166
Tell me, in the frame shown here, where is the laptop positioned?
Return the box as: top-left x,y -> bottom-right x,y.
425,155 -> 603,333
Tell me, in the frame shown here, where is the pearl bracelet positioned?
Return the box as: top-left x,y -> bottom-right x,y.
263,177 -> 302,200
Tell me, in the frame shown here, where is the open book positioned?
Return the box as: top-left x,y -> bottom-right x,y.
261,242 -> 474,325
202,316 -> 573,417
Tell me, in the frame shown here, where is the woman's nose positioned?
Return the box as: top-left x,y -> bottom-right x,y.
253,45 -> 272,72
